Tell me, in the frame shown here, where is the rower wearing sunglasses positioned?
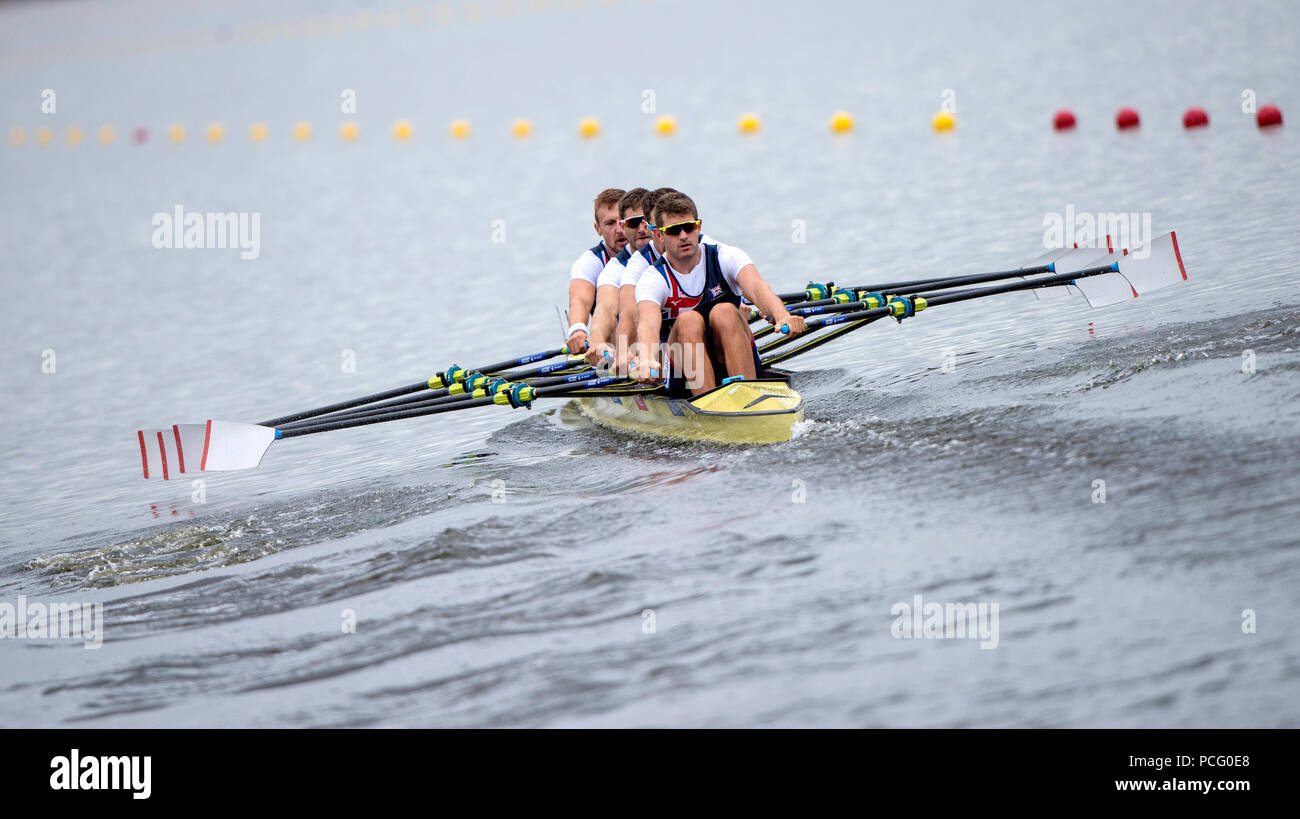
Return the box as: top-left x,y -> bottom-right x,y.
585,188 -> 653,367
588,187 -> 728,372
566,188 -> 627,356
632,192 -> 806,395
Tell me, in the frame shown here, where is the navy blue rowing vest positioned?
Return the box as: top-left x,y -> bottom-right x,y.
652,243 -> 739,338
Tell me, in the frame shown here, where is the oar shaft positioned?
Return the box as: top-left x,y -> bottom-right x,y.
258,346 -> 568,427
259,381 -> 432,427
278,371 -> 621,438
777,264 -> 1056,305
276,367 -> 603,430
274,358 -> 589,430
854,264 -> 1054,294
763,262 -> 1120,354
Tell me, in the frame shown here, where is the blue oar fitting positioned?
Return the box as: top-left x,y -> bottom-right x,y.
721,375 -> 746,385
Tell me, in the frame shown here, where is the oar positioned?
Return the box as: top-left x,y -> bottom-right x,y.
777,231 -> 1160,308
759,232 -> 1187,361
137,369 -> 628,479
274,364 -> 608,431
257,346 -> 568,427
271,356 -> 591,430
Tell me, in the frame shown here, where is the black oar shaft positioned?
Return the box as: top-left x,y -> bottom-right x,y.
275,368 -> 602,430
259,381 -> 431,427
274,358 -> 589,430
277,373 -> 625,438
258,346 -> 567,427
778,264 -> 1056,305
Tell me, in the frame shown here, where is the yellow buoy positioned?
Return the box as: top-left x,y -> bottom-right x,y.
578,116 -> 600,139
341,121 -> 361,141
392,120 -> 413,141
449,119 -> 470,139
511,118 -> 533,138
932,111 -> 956,132
168,124 -> 186,144
292,121 -> 312,141
738,112 -> 761,134
10,127 -> 26,146
654,114 -> 677,136
98,125 -> 115,145
250,122 -> 269,142
37,126 -> 52,146
66,127 -> 84,146
205,123 -> 225,143
829,110 -> 854,133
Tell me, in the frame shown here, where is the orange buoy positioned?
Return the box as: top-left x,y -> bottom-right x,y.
1053,109 -> 1076,130
1115,108 -> 1140,130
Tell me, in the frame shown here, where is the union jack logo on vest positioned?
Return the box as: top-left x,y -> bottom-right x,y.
708,284 -> 724,297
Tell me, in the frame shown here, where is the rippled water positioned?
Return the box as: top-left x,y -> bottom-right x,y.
1,0 -> 1297,727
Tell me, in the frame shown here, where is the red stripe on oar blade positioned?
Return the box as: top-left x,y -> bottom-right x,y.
173,424 -> 186,473
201,420 -> 212,470
156,431 -> 169,480
137,430 -> 149,479
1170,230 -> 1188,280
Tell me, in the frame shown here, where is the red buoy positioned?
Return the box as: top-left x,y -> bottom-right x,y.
132,127 -> 149,144
1116,108 -> 1140,130
1182,107 -> 1208,128
1257,104 -> 1283,128
1053,109 -> 1076,130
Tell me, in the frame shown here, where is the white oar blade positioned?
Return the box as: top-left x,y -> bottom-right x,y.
136,422 -> 274,479
1022,247 -> 1071,269
136,428 -> 175,480
200,421 -> 277,472
1018,248 -> 1071,301
1117,231 -> 1189,294
1069,252 -> 1137,307
172,423 -> 207,474
1048,246 -> 1116,303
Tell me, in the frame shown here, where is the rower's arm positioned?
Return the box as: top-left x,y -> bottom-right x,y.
736,264 -> 791,324
635,301 -> 663,371
614,284 -> 639,357
566,279 -> 596,349
588,284 -> 620,348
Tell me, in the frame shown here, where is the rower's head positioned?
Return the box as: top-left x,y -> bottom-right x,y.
653,191 -> 702,263
643,187 -> 679,253
617,188 -> 652,250
593,188 -> 627,254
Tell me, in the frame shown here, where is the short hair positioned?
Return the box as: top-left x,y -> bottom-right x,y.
653,191 -> 698,223
617,188 -> 649,219
593,188 -> 625,220
643,187 -> 679,225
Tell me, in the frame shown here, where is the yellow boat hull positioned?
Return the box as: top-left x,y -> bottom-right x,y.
575,380 -> 804,444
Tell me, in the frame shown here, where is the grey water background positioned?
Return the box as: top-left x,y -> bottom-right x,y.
1,0 -> 1297,727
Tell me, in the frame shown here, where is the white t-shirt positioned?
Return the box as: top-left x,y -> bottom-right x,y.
569,243 -> 616,286
595,256 -> 625,290
622,234 -> 716,289
635,241 -> 753,307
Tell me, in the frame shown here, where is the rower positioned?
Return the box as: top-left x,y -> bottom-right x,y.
566,188 -> 627,355
592,186 -> 721,373
586,188 -> 653,367
632,192 -> 806,395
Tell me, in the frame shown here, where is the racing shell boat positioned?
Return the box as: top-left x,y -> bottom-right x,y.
573,370 -> 803,444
